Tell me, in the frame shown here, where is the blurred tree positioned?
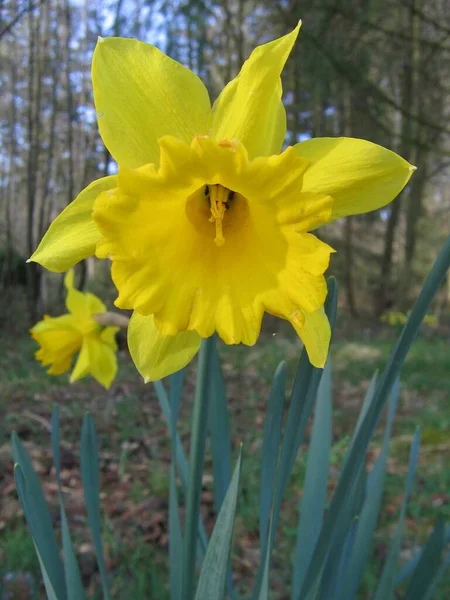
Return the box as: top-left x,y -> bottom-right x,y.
0,0 -> 448,321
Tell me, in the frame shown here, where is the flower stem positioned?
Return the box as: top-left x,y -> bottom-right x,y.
183,336 -> 214,599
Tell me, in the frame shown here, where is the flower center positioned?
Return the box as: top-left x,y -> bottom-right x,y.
205,184 -> 235,247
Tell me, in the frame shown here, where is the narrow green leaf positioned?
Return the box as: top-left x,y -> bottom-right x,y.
260,361 -> 286,549
332,516 -> 359,600
51,408 -> 86,600
183,336 -> 214,600
169,371 -> 184,600
209,338 -> 232,512
423,551 -> 450,600
278,278 -> 338,503
257,546 -> 270,600
80,414 -> 110,600
51,406 -> 61,484
315,464 -> 367,600
38,554 -> 61,600
14,465 -> 63,600
369,235 -> 450,434
154,380 -> 188,477
194,449 -> 242,600
353,372 -> 378,437
153,379 -> 209,557
169,464 -> 184,600
12,433 -> 66,600
404,517 -> 446,600
395,526 -> 450,585
169,369 -> 184,424
373,428 -> 421,600
208,338 -> 235,599
253,277 -> 338,600
338,380 -> 400,600
298,458 -> 367,599
343,372 -> 378,470
292,360 -> 332,599
297,236 -> 450,600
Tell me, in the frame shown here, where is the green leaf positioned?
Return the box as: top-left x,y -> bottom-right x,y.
373,428 -> 421,600
257,547 -> 270,600
395,526 -> 450,585
260,361 -> 286,550
169,369 -> 184,424
253,277 -> 338,600
343,372 -> 378,470
51,406 -> 61,485
315,464 -> 367,600
292,360 -> 332,598
153,379 -> 209,558
195,449 -> 242,600
80,414 -> 110,600
353,372 -> 378,436
423,551 -> 450,600
378,234 -> 450,398
297,236 -> 450,600
404,517 -> 446,600
12,433 -> 66,600
332,517 -> 359,600
337,380 -> 400,600
297,456 -> 367,599
14,465 -> 63,600
209,338 -> 232,512
169,464 -> 184,600
278,277 -> 338,504
183,336 -> 214,600
51,407 -> 86,600
169,372 -> 184,600
208,338 -> 235,599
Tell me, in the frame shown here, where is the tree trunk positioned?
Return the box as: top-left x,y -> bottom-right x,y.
375,0 -> 417,316
26,0 -> 41,322
342,80 -> 359,316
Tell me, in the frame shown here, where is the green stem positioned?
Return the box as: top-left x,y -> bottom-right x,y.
183,336 -> 214,599
152,380 -> 209,557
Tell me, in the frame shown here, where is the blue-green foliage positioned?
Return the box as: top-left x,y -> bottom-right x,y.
12,236 -> 450,599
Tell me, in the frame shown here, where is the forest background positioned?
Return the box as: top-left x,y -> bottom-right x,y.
0,0 -> 449,598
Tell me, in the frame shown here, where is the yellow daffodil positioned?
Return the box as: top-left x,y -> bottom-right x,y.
30,271 -> 119,388
29,23 -> 415,381
380,311 -> 407,326
381,310 -> 436,327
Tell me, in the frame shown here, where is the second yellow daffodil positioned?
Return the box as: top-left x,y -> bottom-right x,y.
29,22 -> 415,381
31,271 -> 119,388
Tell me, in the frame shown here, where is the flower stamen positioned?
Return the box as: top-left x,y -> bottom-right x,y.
207,184 -> 231,247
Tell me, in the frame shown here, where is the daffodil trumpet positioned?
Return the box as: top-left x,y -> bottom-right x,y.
30,271 -> 119,388
29,22 -> 415,381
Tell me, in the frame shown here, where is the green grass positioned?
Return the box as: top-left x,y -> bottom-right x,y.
333,335 -> 450,393
0,525 -> 41,598
0,324 -> 449,598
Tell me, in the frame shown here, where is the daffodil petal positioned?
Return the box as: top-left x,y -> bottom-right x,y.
72,335 -> 117,388
64,271 -> 106,318
92,37 -> 211,168
28,176 -> 116,272
47,356 -> 74,376
100,326 -> 120,350
210,22 -> 300,158
70,340 -> 91,382
291,308 -> 331,368
31,313 -> 79,333
90,338 -> 117,389
31,315 -> 82,375
128,312 -> 201,381
294,137 -> 415,227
